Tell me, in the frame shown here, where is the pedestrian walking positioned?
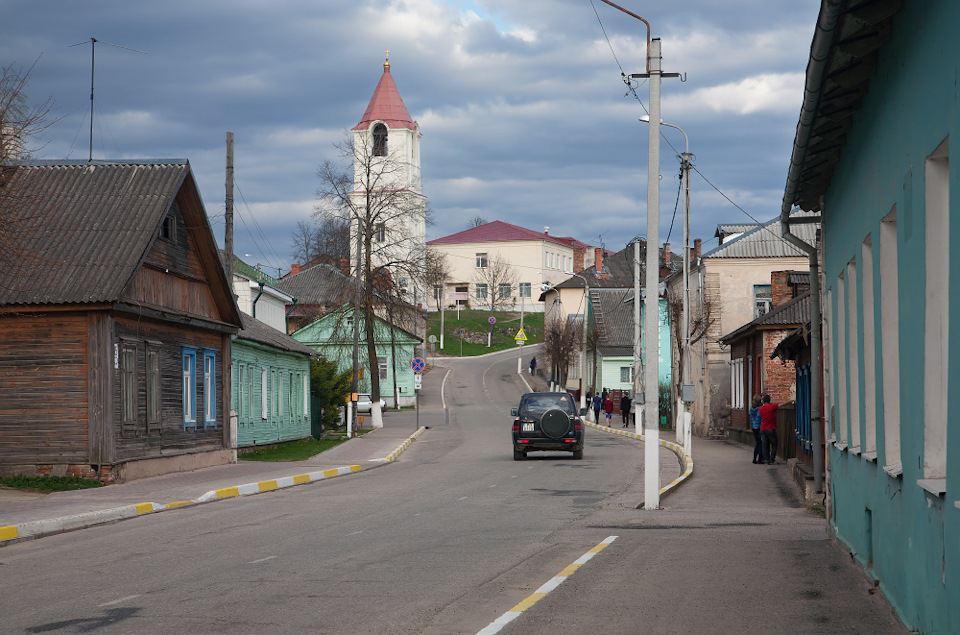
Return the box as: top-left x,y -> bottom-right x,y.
592,393 -> 602,422
620,393 -> 632,428
603,395 -> 614,425
529,356 -> 536,376
759,394 -> 794,464
749,394 -> 763,464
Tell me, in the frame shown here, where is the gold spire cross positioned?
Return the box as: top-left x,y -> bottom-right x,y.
384,49 -> 391,68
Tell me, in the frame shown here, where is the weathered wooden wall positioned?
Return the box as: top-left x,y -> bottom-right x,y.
0,312 -> 90,464
112,314 -> 224,462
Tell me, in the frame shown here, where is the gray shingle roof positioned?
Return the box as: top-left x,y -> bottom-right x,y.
719,291 -> 812,345
701,210 -> 818,260
591,288 -> 636,356
236,313 -> 317,356
550,240 -> 682,293
0,160 -> 189,305
274,264 -> 353,305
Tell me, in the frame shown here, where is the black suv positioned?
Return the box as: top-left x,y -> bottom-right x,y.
511,392 -> 585,460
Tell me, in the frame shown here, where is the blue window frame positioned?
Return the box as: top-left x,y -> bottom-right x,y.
182,347 -> 197,427
203,350 -> 217,428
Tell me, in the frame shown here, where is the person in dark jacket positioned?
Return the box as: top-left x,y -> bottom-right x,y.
592,393 -> 602,422
529,356 -> 537,375
749,394 -> 763,463
620,394 -> 632,428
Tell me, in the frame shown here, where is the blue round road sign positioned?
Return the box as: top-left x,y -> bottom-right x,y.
488,316 -> 496,325
411,357 -> 425,373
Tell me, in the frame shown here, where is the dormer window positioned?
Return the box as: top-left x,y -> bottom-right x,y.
160,213 -> 177,243
373,123 -> 388,156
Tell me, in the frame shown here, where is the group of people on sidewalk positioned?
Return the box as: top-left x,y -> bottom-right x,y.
587,389 -> 632,428
749,394 -> 794,464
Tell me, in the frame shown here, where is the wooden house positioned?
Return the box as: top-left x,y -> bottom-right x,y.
0,160 -> 242,482
232,313 -> 316,448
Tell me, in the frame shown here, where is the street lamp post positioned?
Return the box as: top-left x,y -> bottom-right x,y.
569,272 -> 591,413
641,115 -> 693,458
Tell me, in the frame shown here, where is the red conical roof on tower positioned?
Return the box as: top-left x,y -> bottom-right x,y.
352,53 -> 417,131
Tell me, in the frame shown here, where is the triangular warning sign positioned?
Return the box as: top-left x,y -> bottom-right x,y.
515,328 -> 527,341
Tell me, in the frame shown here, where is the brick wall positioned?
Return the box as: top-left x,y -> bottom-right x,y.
763,330 -> 796,403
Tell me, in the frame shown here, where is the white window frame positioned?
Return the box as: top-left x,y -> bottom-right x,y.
262,368 -> 269,419
475,252 -> 487,269
861,237 -> 877,460
847,258 -> 860,453
519,282 -> 531,298
475,283 -> 488,300
880,208 -> 901,476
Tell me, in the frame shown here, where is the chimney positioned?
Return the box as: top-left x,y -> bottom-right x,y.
594,247 -> 603,273
339,257 -> 350,276
694,238 -> 702,261
290,263 -> 301,276
771,271 -> 791,307
544,226 -> 550,235
573,244 -> 586,273
662,242 -> 671,268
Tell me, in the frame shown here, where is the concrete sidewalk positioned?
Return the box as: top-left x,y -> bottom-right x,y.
0,406 -> 435,546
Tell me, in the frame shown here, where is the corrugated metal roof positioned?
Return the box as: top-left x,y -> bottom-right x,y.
701,210 -> 818,260
274,263 -> 353,305
427,220 -> 572,247
0,160 -> 189,306
236,313 -> 317,356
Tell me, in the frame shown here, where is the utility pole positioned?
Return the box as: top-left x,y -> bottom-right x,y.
224,132 -> 234,285
681,145 -> 693,458
642,38 -> 663,510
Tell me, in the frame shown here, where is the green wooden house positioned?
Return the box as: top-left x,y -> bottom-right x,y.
232,313 -> 316,447
292,308 -> 421,407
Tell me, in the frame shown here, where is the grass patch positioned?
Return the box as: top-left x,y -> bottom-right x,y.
240,436 -> 350,462
426,309 -> 544,356
807,503 -> 826,518
0,475 -> 105,493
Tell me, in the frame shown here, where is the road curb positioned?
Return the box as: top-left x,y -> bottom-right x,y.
586,421 -> 694,496
382,426 -> 427,462
0,425 -> 433,548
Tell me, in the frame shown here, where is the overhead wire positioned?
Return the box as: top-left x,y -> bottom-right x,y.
590,0 -> 800,246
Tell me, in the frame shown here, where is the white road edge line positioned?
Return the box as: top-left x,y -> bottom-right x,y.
476,536 -> 618,635
98,594 -> 141,607
441,369 -> 451,410
249,555 -> 277,564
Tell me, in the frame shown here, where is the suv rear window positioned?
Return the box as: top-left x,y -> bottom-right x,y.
518,393 -> 575,418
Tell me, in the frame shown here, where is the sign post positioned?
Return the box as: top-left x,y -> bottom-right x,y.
458,327 -> 466,356
515,328 -> 527,373
411,357 -> 425,429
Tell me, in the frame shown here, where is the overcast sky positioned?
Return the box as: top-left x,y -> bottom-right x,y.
4,0 -> 821,276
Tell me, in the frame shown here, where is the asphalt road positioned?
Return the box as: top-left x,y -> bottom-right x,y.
0,348 -> 904,634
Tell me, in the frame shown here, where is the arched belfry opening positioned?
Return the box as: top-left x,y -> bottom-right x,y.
373,123 -> 387,157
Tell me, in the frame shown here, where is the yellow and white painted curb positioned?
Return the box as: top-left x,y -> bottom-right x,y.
0,464 -> 361,547
1,425 -> 433,548
477,536 -> 618,634
382,426 -> 427,462
586,421 -> 694,496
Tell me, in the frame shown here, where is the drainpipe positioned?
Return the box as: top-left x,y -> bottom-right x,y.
780,0 -> 845,498
252,281 -> 264,319
285,298 -> 298,334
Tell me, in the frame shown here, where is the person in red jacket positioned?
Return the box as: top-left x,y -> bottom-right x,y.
603,395 -> 614,426
759,393 -> 794,464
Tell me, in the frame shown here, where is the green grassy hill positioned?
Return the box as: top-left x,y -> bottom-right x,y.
425,309 -> 543,356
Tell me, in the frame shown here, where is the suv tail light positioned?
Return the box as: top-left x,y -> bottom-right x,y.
512,420 -> 520,433
574,420 -> 582,432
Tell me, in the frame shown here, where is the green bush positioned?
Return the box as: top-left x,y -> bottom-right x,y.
311,357 -> 352,431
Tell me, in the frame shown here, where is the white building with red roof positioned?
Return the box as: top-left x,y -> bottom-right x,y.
427,220 -> 590,313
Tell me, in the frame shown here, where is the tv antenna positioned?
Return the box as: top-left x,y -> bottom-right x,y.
68,38 -> 147,161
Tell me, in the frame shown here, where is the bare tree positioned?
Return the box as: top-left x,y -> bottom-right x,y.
467,215 -> 488,229
315,132 -> 426,419
666,287 -> 714,400
0,61 -> 60,282
543,315 -> 579,388
0,60 -> 57,163
425,249 -> 451,310
290,220 -> 318,264
472,253 -> 518,314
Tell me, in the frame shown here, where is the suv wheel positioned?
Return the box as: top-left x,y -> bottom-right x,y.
572,448 -> 584,460
540,408 -> 571,439
513,448 -> 525,461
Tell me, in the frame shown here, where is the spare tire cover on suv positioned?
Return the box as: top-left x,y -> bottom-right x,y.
540,408 -> 571,439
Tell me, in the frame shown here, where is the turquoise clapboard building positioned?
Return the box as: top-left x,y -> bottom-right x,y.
785,2 -> 960,631
292,308 -> 421,407
232,314 -> 315,447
